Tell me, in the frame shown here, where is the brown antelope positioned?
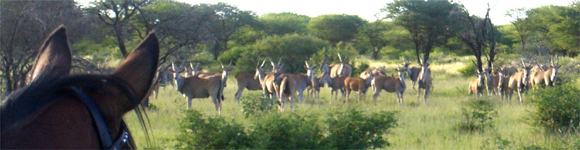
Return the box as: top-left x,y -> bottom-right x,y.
255,58 -> 284,99
497,71 -> 509,100
278,61 -> 316,111
344,70 -> 374,103
319,70 -> 347,103
234,72 -> 262,102
173,61 -> 233,114
371,66 -> 387,76
499,65 -> 518,76
371,65 -> 407,105
506,60 -> 533,103
531,64 -> 548,72
468,70 -> 486,98
417,59 -> 432,103
530,55 -> 561,89
321,53 -> 352,78
402,57 -> 421,91
306,75 -> 322,102
484,66 -> 502,96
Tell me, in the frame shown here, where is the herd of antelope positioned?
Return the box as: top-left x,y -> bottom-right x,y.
150,53 -> 561,114
468,55 -> 562,104
150,54 -> 438,114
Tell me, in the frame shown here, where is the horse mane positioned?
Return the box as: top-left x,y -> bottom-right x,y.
1,74 -> 150,143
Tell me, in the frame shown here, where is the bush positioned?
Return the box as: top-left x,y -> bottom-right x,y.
323,108 -> 398,149
240,93 -> 279,118
455,99 -> 497,133
529,85 -> 580,132
175,110 -> 251,149
458,61 -> 477,77
249,112 -> 324,149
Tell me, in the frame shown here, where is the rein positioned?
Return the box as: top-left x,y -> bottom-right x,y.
70,86 -> 131,149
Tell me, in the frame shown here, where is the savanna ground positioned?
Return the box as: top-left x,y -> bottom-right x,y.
124,56 -> 580,149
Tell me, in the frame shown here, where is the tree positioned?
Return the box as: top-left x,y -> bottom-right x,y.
200,2 -> 257,60
454,4 -> 498,72
526,5 -> 580,56
1,0 -> 84,94
87,0 -> 150,58
258,12 -> 310,36
308,14 -> 366,44
357,18 -> 389,60
384,0 -> 460,63
506,8 -> 532,53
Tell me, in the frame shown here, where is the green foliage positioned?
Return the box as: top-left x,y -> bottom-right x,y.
308,14 -> 366,44
529,85 -> 580,132
480,135 -> 515,149
352,61 -> 370,77
455,99 -> 497,133
458,61 -> 477,77
240,93 -> 278,118
175,110 -> 251,149
309,42 -> 358,69
324,108 -> 398,149
250,112 -> 324,149
253,34 -> 329,73
526,5 -> 580,56
258,12 -> 310,35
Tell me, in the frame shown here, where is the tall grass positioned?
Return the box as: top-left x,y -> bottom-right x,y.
123,59 -> 579,149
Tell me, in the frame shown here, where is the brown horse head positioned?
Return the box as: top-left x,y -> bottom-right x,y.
1,25 -> 159,149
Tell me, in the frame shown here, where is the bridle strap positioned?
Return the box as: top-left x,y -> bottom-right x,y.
70,87 -> 114,148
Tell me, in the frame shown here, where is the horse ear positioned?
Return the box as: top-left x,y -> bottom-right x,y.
112,32 -> 159,113
28,25 -> 72,84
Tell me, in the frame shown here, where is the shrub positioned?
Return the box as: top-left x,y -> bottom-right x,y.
175,110 -> 251,149
323,108 -> 398,149
458,61 -> 477,77
455,99 -> 497,133
529,85 -> 580,132
240,93 -> 279,118
249,112 -> 324,149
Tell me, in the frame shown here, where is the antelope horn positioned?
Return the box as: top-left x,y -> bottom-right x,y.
196,63 -> 200,69
305,61 -> 310,68
220,61 -> 225,68
190,63 -> 194,70
172,62 -> 176,70
269,57 -> 275,67
521,59 -> 526,67
228,61 -> 232,68
278,58 -> 283,65
260,59 -> 267,67
179,61 -> 185,69
551,56 -> 554,66
338,53 -> 343,62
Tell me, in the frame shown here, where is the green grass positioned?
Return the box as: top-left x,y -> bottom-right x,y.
123,61 -> 579,149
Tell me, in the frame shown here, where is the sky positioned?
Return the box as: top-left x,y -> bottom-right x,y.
181,0 -> 574,25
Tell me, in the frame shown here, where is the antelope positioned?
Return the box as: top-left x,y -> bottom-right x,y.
321,53 -> 352,78
530,55 -> 561,89
499,65 -> 518,76
468,70 -> 486,98
506,60 -> 533,104
402,57 -> 421,91
371,66 -> 387,76
417,59 -> 432,103
234,72 -> 262,102
319,70 -> 347,104
344,70 -> 374,103
172,61 -> 233,114
278,61 -> 316,111
531,64 -> 548,72
484,66 -> 502,96
497,71 -> 509,100
371,65 -> 406,105
255,58 -> 284,99
306,75 -> 322,102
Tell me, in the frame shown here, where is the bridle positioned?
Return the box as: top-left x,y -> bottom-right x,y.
70,87 -> 132,149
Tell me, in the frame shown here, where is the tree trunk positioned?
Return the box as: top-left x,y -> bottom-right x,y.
114,25 -> 128,58
212,40 -> 220,60
372,47 -> 379,60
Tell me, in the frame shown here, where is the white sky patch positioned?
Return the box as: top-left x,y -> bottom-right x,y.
182,0 -> 572,25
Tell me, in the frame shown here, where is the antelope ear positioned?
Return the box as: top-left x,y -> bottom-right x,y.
28,25 -> 72,84
112,32 -> 159,113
